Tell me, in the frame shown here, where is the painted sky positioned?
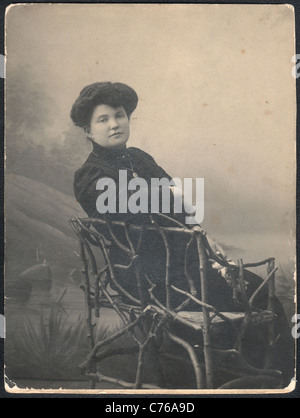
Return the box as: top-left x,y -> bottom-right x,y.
5,4 -> 296,263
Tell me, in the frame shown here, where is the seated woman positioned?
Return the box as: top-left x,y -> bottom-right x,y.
70,82 -> 294,386
70,82 -> 268,311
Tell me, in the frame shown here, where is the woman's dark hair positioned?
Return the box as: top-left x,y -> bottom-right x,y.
70,82 -> 138,129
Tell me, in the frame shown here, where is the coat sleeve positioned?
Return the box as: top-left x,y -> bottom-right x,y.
130,147 -> 173,181
74,164 -> 148,223
74,165 -> 106,217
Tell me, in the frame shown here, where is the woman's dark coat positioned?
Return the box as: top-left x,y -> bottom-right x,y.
74,142 -> 263,311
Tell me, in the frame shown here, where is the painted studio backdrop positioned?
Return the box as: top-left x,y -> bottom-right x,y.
4,4 -> 296,391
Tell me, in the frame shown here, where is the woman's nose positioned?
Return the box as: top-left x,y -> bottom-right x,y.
109,117 -> 119,130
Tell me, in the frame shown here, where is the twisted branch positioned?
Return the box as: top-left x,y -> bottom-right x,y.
249,266 -> 278,307
234,259 -> 252,352
195,232 -> 214,389
146,277 -> 202,332
97,276 -> 129,325
134,315 -> 166,389
87,372 -> 161,389
79,309 -> 150,372
171,285 -> 239,338
98,234 -> 140,305
150,215 -> 171,309
104,215 -> 133,255
166,330 -> 205,389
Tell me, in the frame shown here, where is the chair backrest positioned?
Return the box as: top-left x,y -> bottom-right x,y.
69,213 -> 276,315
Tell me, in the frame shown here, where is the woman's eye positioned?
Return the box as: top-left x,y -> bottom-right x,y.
98,118 -> 108,123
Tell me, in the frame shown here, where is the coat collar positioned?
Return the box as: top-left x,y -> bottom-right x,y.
91,141 -> 128,161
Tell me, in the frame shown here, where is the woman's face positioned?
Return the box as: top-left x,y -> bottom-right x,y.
87,104 -> 130,149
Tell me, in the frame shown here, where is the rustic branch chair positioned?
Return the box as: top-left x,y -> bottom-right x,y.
69,213 -> 283,390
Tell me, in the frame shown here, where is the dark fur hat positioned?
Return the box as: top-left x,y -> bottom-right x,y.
70,82 -> 138,128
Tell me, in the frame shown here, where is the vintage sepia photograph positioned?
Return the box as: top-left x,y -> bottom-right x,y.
4,3 -> 297,394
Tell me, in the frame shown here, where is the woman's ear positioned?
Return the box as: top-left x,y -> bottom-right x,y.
84,126 -> 93,140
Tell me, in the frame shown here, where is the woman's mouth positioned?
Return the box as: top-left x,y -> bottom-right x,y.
110,132 -> 122,137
